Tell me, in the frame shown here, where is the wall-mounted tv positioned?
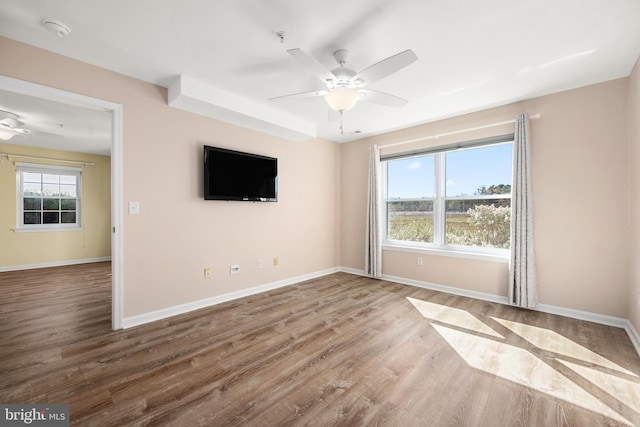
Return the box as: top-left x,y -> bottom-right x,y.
204,145 -> 278,202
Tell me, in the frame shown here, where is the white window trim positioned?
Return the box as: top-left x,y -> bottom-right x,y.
382,242 -> 509,263
15,162 -> 83,232
382,137 -> 513,261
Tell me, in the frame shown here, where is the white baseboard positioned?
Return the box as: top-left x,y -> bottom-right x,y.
382,272 -> 509,306
624,321 -> 640,357
120,264 -> 640,359
535,303 -> 628,328
0,256 -> 112,272
340,267 -> 640,358
341,267 -> 509,305
122,267 -> 341,329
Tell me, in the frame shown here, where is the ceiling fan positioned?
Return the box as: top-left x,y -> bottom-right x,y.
0,110 -> 61,141
0,110 -> 29,140
269,48 -> 418,133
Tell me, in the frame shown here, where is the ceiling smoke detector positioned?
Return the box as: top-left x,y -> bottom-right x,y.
42,19 -> 71,38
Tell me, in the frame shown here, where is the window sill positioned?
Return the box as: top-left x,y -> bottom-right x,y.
14,226 -> 84,233
382,243 -> 509,263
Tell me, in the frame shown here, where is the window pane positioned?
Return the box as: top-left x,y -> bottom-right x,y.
43,212 -> 60,224
387,200 -> 434,243
445,199 -> 511,248
445,144 -> 513,197
61,212 -> 76,224
59,175 -> 76,185
24,212 -> 41,224
43,183 -> 60,196
23,172 -> 41,183
23,182 -> 42,196
42,174 -> 60,184
59,184 -> 76,197
23,198 -> 42,210
43,198 -> 60,210
60,199 -> 76,210
387,156 -> 435,199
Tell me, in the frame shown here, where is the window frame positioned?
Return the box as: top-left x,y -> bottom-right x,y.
382,135 -> 514,260
15,163 -> 83,232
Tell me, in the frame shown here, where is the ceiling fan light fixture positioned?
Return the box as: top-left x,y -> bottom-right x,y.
0,127 -> 18,141
324,87 -> 360,112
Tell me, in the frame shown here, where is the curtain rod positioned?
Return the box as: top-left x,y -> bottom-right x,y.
0,152 -> 96,167
381,113 -> 541,149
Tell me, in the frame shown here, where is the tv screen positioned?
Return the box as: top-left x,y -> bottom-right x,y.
204,145 -> 278,202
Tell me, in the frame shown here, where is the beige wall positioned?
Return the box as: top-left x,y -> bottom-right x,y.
341,78 -> 630,318
629,57 -> 640,332
0,143 -> 111,268
0,37 -> 341,318
2,35 -> 638,325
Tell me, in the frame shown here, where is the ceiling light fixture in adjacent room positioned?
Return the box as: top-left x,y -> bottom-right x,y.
42,19 -> 72,38
0,128 -> 18,141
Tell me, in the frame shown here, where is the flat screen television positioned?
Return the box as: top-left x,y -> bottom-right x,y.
204,145 -> 278,202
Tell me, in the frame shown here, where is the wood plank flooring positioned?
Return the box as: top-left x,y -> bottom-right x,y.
1,262 -> 639,426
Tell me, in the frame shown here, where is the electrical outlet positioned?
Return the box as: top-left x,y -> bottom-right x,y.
230,265 -> 240,275
417,256 -> 423,266
258,259 -> 264,269
273,257 -> 279,266
204,267 -> 212,279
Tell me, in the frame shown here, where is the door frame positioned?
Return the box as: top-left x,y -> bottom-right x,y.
0,75 -> 124,330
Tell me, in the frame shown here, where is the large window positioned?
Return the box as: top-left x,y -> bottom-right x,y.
384,137 -> 513,254
16,164 -> 82,231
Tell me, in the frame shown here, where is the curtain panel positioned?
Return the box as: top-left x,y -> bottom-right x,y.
365,144 -> 382,277
509,113 -> 538,308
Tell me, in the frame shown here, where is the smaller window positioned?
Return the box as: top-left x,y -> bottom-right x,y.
16,163 -> 82,231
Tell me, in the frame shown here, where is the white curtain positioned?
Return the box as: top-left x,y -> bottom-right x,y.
509,113 -> 538,308
365,144 -> 382,277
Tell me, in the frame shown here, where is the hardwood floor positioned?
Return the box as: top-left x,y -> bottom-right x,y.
1,262 -> 639,426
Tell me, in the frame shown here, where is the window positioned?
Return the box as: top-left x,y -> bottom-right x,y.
383,136 -> 513,255
16,163 -> 82,231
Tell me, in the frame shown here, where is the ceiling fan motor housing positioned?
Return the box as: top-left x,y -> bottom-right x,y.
328,67 -> 357,89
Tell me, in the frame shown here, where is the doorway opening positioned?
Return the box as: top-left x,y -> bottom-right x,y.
0,75 -> 123,329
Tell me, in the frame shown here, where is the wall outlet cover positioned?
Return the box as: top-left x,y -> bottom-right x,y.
128,201 -> 140,215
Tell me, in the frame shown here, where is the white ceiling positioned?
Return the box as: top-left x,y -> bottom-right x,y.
0,88 -> 112,156
1,0 -> 639,150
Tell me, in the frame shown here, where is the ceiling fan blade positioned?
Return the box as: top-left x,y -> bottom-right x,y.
268,90 -> 328,102
352,49 -> 418,86
0,117 -> 24,128
287,49 -> 336,84
12,127 -> 63,138
359,89 -> 409,108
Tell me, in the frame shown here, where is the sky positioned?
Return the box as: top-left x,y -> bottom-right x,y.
386,143 -> 513,198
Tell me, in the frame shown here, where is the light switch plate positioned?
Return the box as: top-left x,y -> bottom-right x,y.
129,201 -> 140,215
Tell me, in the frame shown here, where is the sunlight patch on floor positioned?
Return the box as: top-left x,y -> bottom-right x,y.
432,324 -> 633,426
492,318 -> 637,377
406,297 -> 503,338
558,359 -> 640,413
